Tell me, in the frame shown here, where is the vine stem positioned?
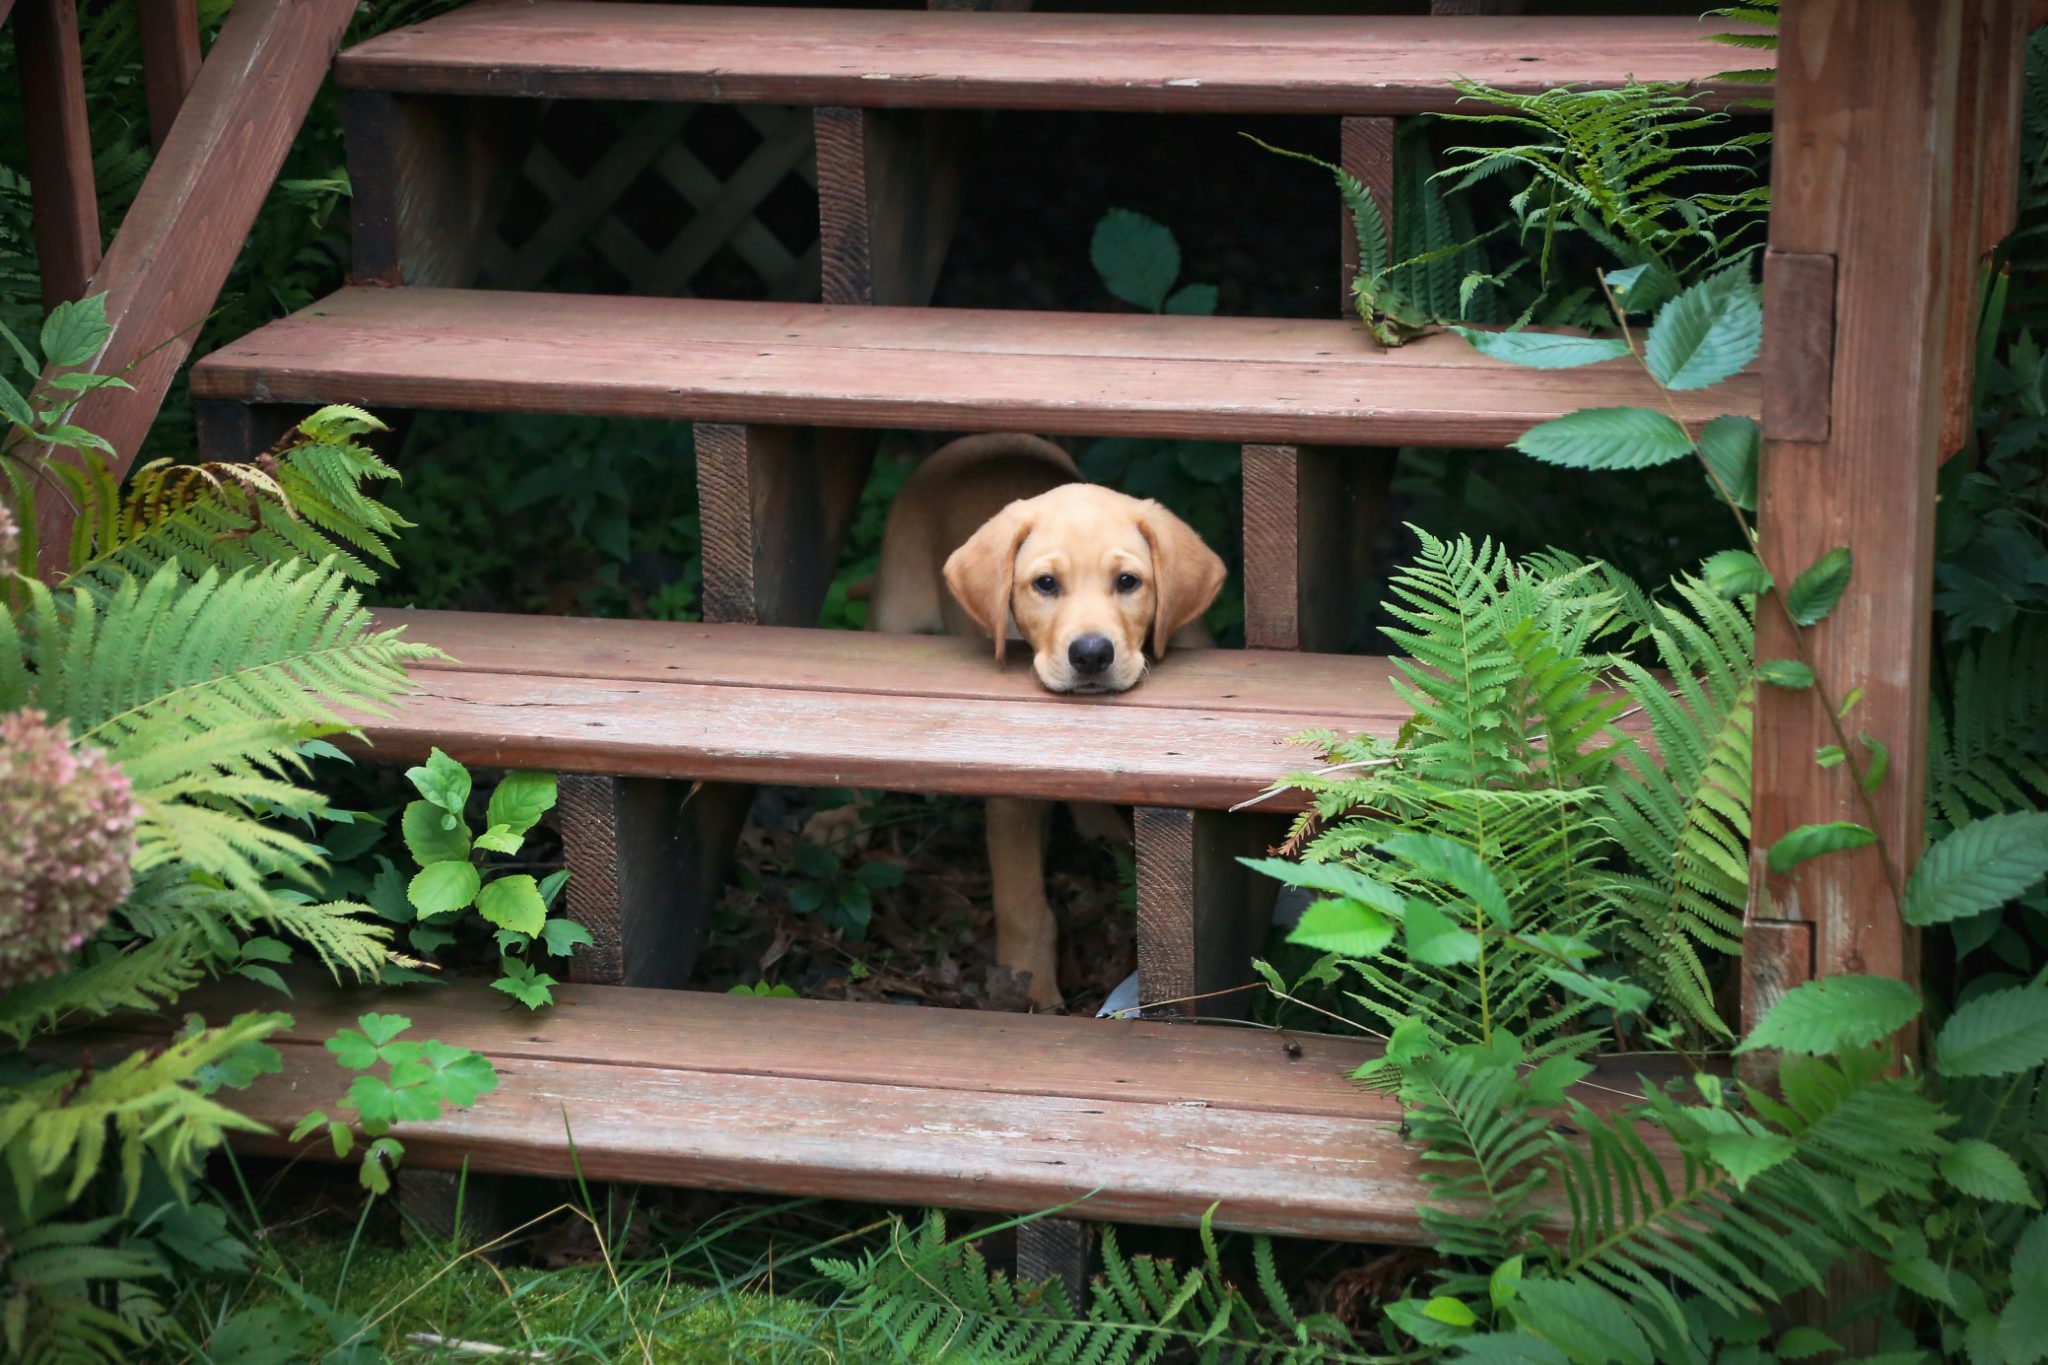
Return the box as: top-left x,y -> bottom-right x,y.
1597,273 -> 1908,916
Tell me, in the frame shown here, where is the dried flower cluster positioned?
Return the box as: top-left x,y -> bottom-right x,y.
0,709 -> 138,991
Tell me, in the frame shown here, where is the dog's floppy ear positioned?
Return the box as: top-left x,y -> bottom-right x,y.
1139,501 -> 1226,657
944,502 -> 1034,662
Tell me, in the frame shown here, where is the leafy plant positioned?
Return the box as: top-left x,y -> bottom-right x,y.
785,838 -> 904,941
290,1011 -> 500,1195
386,747 -> 586,1007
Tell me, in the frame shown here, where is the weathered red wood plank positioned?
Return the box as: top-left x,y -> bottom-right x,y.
1752,0 -> 1980,1000
16,0 -> 101,312
335,5 -> 1766,114
136,0 -> 204,151
189,288 -> 1756,450
30,0 -> 360,581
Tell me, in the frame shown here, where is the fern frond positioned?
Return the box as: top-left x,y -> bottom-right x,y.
1927,617 -> 2048,828
0,929 -> 209,1044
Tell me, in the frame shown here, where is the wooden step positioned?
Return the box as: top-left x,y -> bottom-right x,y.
82,977 -> 1684,1242
190,288 -> 1755,448
360,609 -> 1399,810
335,3 -> 1769,114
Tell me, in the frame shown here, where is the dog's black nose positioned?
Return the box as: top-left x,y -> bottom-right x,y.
1069,634 -> 1115,675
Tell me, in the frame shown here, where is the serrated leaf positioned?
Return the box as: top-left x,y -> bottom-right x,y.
538,868 -> 571,909
1936,984 -> 2048,1077
539,918 -> 595,956
1452,326 -> 1631,369
1288,897 -> 1396,958
1940,1138 -> 2038,1206
0,374 -> 34,429
1380,833 -> 1511,928
357,1012 -> 410,1046
1513,406 -> 1695,470
1767,821 -> 1877,875
1697,414 -> 1759,511
1734,974 -> 1920,1055
1702,548 -> 1771,598
1510,1278 -> 1652,1365
325,1030 -> 378,1070
416,1039 -> 499,1108
1603,263 -> 1678,315
1091,208 -> 1179,312
40,293 -> 111,369
401,800 -> 469,865
1758,658 -> 1815,688
1786,547 -> 1853,625
405,747 -> 471,815
485,770 -> 556,836
1645,267 -> 1762,391
1241,856 -> 1407,913
288,1111 -> 328,1143
1706,1130 -> 1798,1189
492,968 -> 558,1009
408,860 -> 481,916
1905,813 -> 2048,926
1775,1328 -> 1842,1360
1406,897 -> 1479,966
2003,1217 -> 2048,1364
475,874 -> 547,936
472,823 -> 523,855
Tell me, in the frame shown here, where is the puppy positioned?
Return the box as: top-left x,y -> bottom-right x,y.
870,434 -> 1226,1008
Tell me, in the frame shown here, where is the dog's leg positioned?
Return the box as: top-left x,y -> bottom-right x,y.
987,796 -> 1062,1009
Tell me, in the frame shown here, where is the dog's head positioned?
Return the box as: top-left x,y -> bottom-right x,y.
943,484 -> 1226,694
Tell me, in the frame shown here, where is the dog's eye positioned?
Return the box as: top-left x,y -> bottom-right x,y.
1115,573 -> 1142,594
1032,574 -> 1059,596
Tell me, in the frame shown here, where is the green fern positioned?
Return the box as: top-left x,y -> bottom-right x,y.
801,1210 -> 1365,1364
0,926 -> 208,1045
1598,574 -> 1756,1037
1927,618 -> 2048,829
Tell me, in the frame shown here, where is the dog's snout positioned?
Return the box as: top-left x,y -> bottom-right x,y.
1068,634 -> 1115,675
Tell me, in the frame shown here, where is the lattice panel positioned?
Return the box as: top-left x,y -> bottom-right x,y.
482,100 -> 821,301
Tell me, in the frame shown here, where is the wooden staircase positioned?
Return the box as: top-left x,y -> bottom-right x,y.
172,0 -> 1794,1252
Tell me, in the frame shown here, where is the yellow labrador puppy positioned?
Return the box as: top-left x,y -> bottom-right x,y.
870,434 -> 1226,1008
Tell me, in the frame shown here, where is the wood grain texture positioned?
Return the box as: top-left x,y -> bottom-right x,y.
344,92 -> 535,289
1132,809 -> 1274,1018
696,423 -> 876,627
1338,117 -> 1395,306
136,0 -> 203,151
556,775 -> 732,990
29,0 -> 359,580
1240,445 -> 1303,650
335,5 -> 1764,114
1738,919 -> 1814,1086
16,0 -> 101,312
1759,251 -> 1835,445
1241,445 -> 1390,653
189,288 -> 1756,449
77,977 -> 1688,1242
1753,0 -> 1972,993
1016,1219 -> 1090,1307
815,106 -> 970,307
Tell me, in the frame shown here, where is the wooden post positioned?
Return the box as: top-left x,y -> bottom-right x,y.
814,106 -> 972,308
344,91 -> 537,289
1749,0 -> 1983,1012
16,0 -> 101,312
136,0 -> 204,152
696,423 -> 877,628
1132,808 -> 1277,1020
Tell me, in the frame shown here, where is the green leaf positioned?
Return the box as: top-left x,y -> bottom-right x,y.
357,1012 -> 409,1047
2002,1217 -> 2048,1364
1603,263 -> 1678,315
1406,897 -> 1479,966
401,800 -> 470,865
1288,897 -> 1396,958
1701,548 -> 1771,599
539,918 -> 595,956
1786,547 -> 1852,625
538,868 -> 571,909
1757,659 -> 1816,689
1241,857 -> 1406,913
1816,745 -> 1846,768
856,859 -> 906,889
1936,985 -> 2048,1077
1735,974 -> 1920,1055
1512,406 -> 1695,471
474,874 -> 547,936
485,770 -> 557,836
361,1136 -> 404,1195
1451,326 -> 1631,369
492,961 -> 558,1009
1425,1297 -> 1479,1327
473,823 -> 524,855
1705,1130 -> 1798,1189
40,293 -> 111,369
1380,833 -> 1512,928
1696,414 -> 1759,511
1774,1328 -> 1842,1360
0,374 -> 34,429
1091,208 -> 1179,312
324,1030 -> 379,1070
405,747 -> 472,815
1858,733 -> 1889,792
1511,1277 -> 1652,1365
1540,967 -> 1652,1017
1644,267 -> 1762,391
415,1039 -> 499,1108
1489,1255 -> 1525,1312
1905,813 -> 2048,926
1452,1334 -> 1572,1365
408,860 -> 481,916
1767,821 -> 1877,875
1940,1138 -> 2039,1206
1164,283 -> 1218,316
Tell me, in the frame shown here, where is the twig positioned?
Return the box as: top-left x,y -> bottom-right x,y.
407,1334 -> 548,1360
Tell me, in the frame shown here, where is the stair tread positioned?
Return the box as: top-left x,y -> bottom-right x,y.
79,977 -> 1684,1241
360,610 -> 1402,809
336,2 -> 1767,114
192,288 -> 1754,447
